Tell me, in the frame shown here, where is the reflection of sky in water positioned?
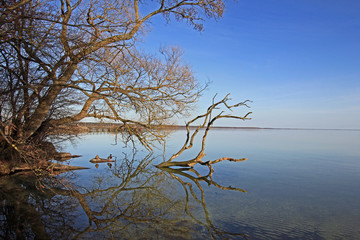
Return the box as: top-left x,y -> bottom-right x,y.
193,129 -> 360,239
62,129 -> 360,239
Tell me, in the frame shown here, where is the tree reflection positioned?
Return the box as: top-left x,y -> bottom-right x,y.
0,174 -> 78,239
161,166 -> 248,240
0,150 -> 248,239
56,151 -> 192,239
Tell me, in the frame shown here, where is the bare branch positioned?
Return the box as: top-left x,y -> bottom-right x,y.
157,94 -> 251,169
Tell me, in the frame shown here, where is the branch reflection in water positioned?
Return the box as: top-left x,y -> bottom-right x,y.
0,149 -> 248,239
161,166 -> 248,240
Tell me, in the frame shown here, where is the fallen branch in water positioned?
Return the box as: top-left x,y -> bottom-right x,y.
156,94 -> 251,173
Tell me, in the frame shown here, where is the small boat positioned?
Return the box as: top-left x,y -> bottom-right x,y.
90,155 -> 114,163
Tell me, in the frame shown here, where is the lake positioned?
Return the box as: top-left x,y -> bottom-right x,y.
1,129 -> 360,239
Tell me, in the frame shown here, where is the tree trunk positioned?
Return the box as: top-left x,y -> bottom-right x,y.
22,64 -> 77,141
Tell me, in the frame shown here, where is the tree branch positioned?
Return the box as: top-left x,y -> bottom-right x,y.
157,94 -> 251,169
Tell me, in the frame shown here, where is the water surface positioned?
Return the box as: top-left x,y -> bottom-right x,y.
1,129 -> 360,239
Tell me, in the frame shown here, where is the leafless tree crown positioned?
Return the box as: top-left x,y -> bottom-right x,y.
0,1 -> 226,154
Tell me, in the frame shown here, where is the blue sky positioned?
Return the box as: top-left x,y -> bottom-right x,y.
141,0 -> 360,129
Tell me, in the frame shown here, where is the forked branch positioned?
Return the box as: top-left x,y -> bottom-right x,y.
156,94 -> 251,169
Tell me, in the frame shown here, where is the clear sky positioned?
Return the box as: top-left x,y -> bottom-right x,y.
140,0 -> 360,129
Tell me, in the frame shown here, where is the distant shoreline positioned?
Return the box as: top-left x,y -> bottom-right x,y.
173,126 -> 360,131
64,122 -> 360,132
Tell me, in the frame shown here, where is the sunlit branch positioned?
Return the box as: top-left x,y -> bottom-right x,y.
157,94 -> 251,170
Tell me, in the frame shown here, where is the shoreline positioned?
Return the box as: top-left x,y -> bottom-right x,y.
61,122 -> 360,132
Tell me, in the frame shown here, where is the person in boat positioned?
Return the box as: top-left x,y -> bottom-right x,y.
107,154 -> 112,160
95,155 -> 100,160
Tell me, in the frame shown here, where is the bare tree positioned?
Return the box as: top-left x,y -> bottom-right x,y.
0,0 -> 227,172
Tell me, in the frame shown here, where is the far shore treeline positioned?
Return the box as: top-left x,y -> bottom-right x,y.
48,122 -> 357,134
48,122 -> 262,134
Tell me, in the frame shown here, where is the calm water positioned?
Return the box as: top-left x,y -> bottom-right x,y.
1,129 -> 360,239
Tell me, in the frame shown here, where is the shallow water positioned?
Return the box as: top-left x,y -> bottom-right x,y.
1,129 -> 360,239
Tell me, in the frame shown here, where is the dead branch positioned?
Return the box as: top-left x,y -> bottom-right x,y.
156,94 -> 251,170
